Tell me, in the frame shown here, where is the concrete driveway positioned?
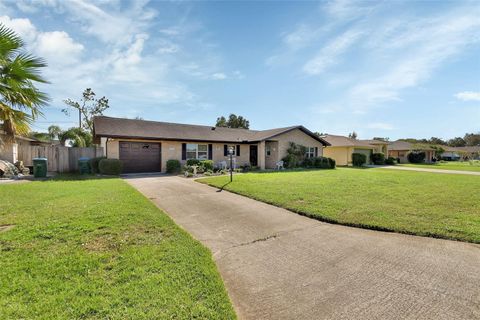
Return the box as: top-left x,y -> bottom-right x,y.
126,175 -> 480,320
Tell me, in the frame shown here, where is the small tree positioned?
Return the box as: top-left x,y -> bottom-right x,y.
348,131 -> 358,139
62,88 -> 109,135
281,142 -> 307,168
215,114 -> 250,129
407,151 -> 426,163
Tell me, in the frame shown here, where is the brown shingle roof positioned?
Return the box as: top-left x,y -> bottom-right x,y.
321,134 -> 376,148
388,140 -> 436,151
93,116 -> 329,145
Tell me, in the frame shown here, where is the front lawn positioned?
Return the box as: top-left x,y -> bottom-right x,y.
199,168 -> 480,243
399,161 -> 480,172
0,178 -> 235,319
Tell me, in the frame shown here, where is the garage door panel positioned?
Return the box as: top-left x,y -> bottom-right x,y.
119,142 -> 161,173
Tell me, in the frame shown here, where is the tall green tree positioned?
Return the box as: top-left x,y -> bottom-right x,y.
62,88 -> 109,135
464,133 -> 480,146
215,114 -> 250,129
0,23 -> 49,139
348,131 -> 358,139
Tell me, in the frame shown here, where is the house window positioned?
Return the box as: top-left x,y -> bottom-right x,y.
266,146 -> 271,156
227,145 -> 237,156
305,147 -> 315,158
186,143 -> 208,160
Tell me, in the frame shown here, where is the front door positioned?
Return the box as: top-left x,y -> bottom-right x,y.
250,145 -> 258,166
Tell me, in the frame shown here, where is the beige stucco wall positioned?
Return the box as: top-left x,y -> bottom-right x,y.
274,129 -> 324,163
323,146 -> 352,166
105,138 -> 252,172
265,141 -> 279,169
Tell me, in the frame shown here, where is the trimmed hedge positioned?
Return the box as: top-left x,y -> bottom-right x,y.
371,153 -> 385,165
200,160 -> 214,171
98,159 -> 123,175
302,157 -> 336,169
186,159 -> 201,166
89,156 -> 106,174
352,153 -> 367,167
385,157 -> 396,165
407,151 -> 426,163
166,159 -> 181,173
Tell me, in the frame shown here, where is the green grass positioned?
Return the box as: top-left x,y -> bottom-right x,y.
399,161 -> 480,172
0,178 -> 235,319
199,168 -> 480,243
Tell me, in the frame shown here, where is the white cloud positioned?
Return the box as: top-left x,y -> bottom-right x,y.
0,15 -> 84,66
367,122 -> 394,130
303,29 -> 363,75
0,15 -> 37,43
455,91 -> 480,101
35,31 -> 84,65
211,72 -> 227,80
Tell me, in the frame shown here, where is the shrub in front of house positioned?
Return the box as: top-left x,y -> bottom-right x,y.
313,157 -> 330,169
166,159 -> 181,173
302,157 -> 315,168
98,159 -> 123,175
407,151 -> 426,163
186,159 -> 201,166
301,157 -> 335,169
385,157 -> 396,165
282,154 -> 298,169
371,153 -> 385,165
352,153 -> 367,167
89,156 -> 106,174
328,157 -> 336,169
200,160 -> 214,171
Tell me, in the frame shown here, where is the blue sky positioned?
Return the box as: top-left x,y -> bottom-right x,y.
1,0 -> 479,139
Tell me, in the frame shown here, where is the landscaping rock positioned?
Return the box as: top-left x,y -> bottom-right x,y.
0,160 -> 19,178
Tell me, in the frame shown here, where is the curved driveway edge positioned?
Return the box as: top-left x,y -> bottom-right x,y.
126,175 -> 480,320
372,165 -> 480,175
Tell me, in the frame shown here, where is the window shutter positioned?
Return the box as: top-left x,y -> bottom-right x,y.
224,145 -> 228,156
236,145 -> 240,156
208,144 -> 213,160
182,143 -> 186,160
315,147 -> 318,157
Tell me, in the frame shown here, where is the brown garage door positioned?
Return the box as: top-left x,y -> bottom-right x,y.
119,142 -> 161,173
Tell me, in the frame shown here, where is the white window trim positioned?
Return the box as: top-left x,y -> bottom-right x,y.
306,147 -> 315,158
186,143 -> 209,160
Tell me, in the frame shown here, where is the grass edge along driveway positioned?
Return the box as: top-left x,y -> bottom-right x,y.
0,178 -> 236,320
399,161 -> 480,172
199,168 -> 480,244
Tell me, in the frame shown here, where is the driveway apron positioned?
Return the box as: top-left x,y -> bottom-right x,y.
126,175 -> 480,320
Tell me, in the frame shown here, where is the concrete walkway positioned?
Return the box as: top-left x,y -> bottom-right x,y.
372,165 -> 480,176
126,175 -> 480,320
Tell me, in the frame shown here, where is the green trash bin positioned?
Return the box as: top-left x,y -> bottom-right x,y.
33,158 -> 48,178
78,157 -> 91,174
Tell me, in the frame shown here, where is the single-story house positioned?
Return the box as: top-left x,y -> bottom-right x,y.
441,146 -> 480,161
388,140 -> 436,163
321,134 -> 389,166
93,116 -> 330,173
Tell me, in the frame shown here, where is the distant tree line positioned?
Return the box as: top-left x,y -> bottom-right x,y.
399,133 -> 480,147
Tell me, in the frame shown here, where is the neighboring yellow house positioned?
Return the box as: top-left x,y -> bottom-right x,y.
321,134 -> 388,166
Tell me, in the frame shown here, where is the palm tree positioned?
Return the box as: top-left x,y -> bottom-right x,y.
0,23 -> 49,140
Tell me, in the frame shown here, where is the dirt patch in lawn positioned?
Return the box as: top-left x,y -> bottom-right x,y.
0,225 -> 15,233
